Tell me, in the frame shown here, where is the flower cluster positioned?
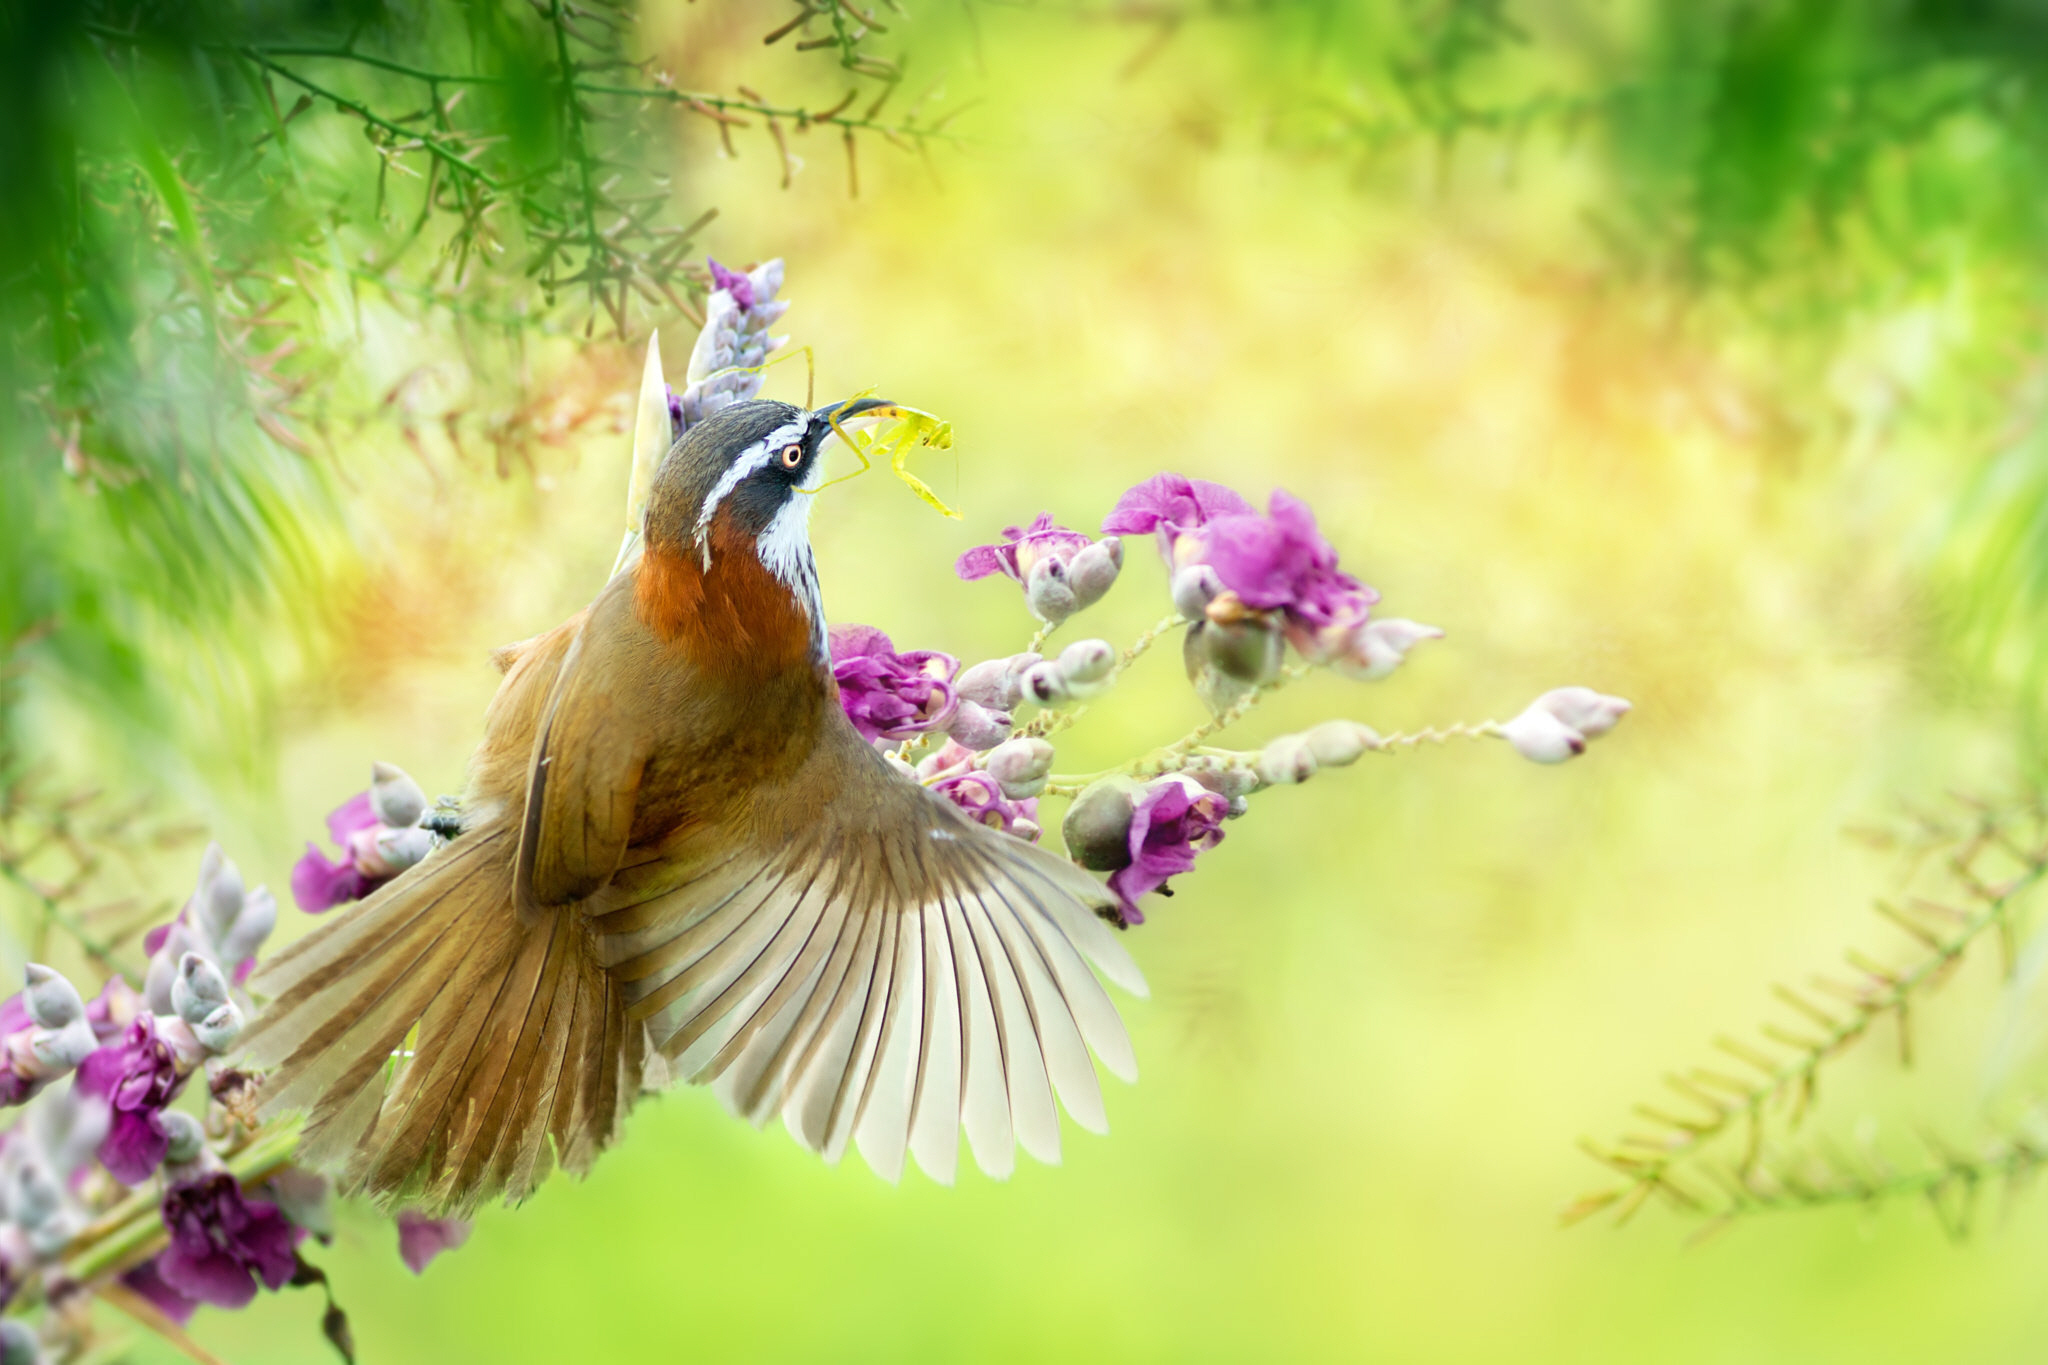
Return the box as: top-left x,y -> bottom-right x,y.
814,468 -> 1633,927
291,762 -> 437,913
667,258 -> 790,439
0,826 -> 469,1361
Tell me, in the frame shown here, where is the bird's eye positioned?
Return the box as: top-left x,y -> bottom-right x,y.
778,443 -> 803,470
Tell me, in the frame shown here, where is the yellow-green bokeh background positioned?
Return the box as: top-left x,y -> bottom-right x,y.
121,10 -> 2048,1363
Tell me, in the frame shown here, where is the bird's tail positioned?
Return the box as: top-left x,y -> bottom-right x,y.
240,821 -> 644,1214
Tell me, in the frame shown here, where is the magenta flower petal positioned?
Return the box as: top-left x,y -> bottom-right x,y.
829,626 -> 960,743
324,792 -> 378,846
931,771 -> 1039,841
1101,473 -> 1253,540
707,257 -> 757,310
397,1212 -> 472,1274
123,1255 -> 202,1326
291,844 -> 368,914
157,1173 -> 302,1310
1105,777 -> 1228,925
0,995 -> 27,1038
954,513 -> 1093,584
76,1015 -> 186,1185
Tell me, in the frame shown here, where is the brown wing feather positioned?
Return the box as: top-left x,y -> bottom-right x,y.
516,581 -> 653,915
586,724 -> 1146,1183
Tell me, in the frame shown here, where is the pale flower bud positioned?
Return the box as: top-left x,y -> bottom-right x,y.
1256,735 -> 1319,787
28,1019 -> 96,1072
371,761 -> 429,828
21,965 -> 83,1031
1170,564 -> 1223,622
1066,538 -> 1123,611
216,885 -> 277,966
373,826 -> 436,876
1533,686 -> 1632,738
172,953 -> 230,1026
1018,661 -> 1070,707
160,1110 -> 207,1166
1185,760 -> 1259,799
985,738 -> 1056,800
191,1001 -> 245,1054
1304,720 -> 1380,767
1024,557 -> 1079,624
947,700 -> 1013,751
1335,619 -> 1445,683
1062,777 -> 1141,871
196,845 -> 245,943
1056,639 -> 1116,686
956,656 -> 1027,709
1499,706 -> 1586,763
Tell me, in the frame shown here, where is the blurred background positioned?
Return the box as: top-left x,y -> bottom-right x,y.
10,1 -> 2048,1360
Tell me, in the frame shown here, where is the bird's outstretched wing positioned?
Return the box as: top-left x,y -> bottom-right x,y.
583,732 -> 1147,1184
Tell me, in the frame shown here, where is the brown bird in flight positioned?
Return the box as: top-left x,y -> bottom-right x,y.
241,396 -> 1147,1214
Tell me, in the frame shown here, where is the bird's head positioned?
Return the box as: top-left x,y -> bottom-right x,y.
640,396 -> 891,661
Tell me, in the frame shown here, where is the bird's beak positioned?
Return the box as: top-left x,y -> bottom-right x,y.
816,396 -> 895,425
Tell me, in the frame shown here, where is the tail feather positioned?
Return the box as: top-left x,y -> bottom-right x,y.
242,821 -> 645,1214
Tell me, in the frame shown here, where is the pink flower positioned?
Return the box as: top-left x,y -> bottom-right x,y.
122,1255 -> 201,1325
75,1014 -> 186,1185
707,257 -> 757,310
930,771 -> 1040,841
1197,491 -> 1378,636
829,626 -> 959,742
396,1212 -> 472,1274
156,1172 -> 301,1310
955,513 -> 1094,584
1101,473 -> 1254,562
1105,776 -> 1229,926
290,792 -> 379,913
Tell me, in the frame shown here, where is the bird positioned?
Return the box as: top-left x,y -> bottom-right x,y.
240,396 -> 1148,1215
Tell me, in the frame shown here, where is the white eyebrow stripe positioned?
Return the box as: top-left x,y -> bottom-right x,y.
692,418 -> 811,557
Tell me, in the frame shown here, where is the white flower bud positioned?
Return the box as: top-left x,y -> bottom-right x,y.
1226,796 -> 1250,819
172,953 -> 230,1026
1336,618 -> 1445,683
28,1019 -> 96,1072
160,1110 -> 207,1165
1185,760 -> 1260,799
374,826 -> 436,875
1056,639 -> 1116,686
1255,735 -> 1320,787
1171,564 -> 1223,622
195,844 -> 245,943
985,738 -> 1055,799
1018,660 -> 1070,707
216,885 -> 277,966
956,658 -> 1017,709
10,1162 -> 60,1230
21,965 -> 83,1031
946,700 -> 1013,751
1066,539 -> 1122,611
1024,556 -> 1078,624
371,761 -> 429,828
1304,720 -> 1380,767
1533,686 -> 1632,738
191,1001 -> 245,1054
882,748 -> 919,782
1499,706 -> 1586,763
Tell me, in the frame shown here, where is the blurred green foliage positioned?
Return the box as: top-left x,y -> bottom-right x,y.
16,1 -> 2048,1361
